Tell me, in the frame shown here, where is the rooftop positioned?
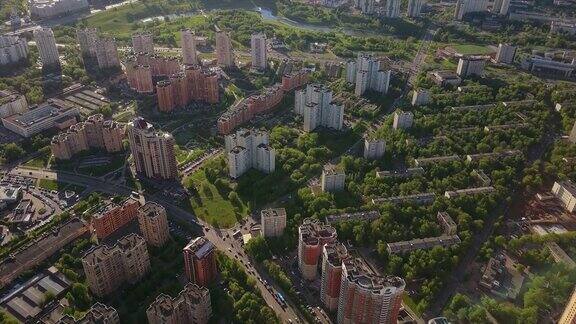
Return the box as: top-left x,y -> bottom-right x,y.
184,237 -> 215,259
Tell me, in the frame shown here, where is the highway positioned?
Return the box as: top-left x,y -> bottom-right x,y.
8,167 -> 302,323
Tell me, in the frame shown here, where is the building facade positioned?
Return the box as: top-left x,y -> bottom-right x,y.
127,118 -> 179,180
320,243 -> 348,311
57,303 -> 120,324
0,90 -> 28,118
298,218 -> 337,280
0,35 -> 29,66
337,258 -> 405,324
51,114 -> 124,160
82,234 -> 150,297
215,30 -> 234,68
76,27 -> 98,58
181,29 -> 199,66
495,43 -> 516,64
92,198 -> 140,240
407,0 -> 423,17
251,33 -> 267,70
261,208 -> 287,237
559,286 -> 576,324
363,138 -> 386,159
138,202 -> 170,247
183,237 -> 218,287
384,0 -> 401,18
132,32 -> 154,53
225,128 -> 275,178
34,28 -> 60,67
346,54 -> 391,96
95,37 -> 121,69
146,283 -> 212,324
29,0 -> 89,19
296,84 -> 344,132
392,110 -> 414,130
552,180 -> 576,212
321,163 -> 346,192
456,56 -> 486,77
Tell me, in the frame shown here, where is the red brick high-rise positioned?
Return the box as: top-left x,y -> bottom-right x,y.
183,237 -> 218,287
92,198 -> 140,240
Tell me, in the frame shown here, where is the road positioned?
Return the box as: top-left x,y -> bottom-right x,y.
8,166 -> 301,323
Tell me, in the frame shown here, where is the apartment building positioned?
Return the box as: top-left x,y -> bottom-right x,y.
225,128 -> 275,178
552,180 -> 576,212
387,235 -> 461,254
376,167 -> 425,178
138,202 -> 170,247
282,70 -> 310,92
320,243 -> 348,311
146,283 -> 212,324
185,65 -> 220,104
51,114 -> 125,160
454,0 -> 489,20
251,33 -> 267,70
321,163 -> 346,192
127,117 -> 179,180
298,218 -> 337,280
183,237 -> 218,287
428,70 -> 462,87
95,37 -> 121,69
392,110 -> 414,130
337,258 -> 405,324
34,28 -> 60,67
0,90 -> 28,118
551,21 -> 576,36
355,0 -> 375,14
444,186 -> 495,198
457,56 -> 486,77
346,53 -> 391,96
384,0 -> 401,18
0,35 -> 29,66
82,234 -> 150,297
124,62 -> 154,94
411,89 -> 431,106
437,211 -> 457,235
363,137 -> 386,159
132,32 -> 154,53
181,29 -> 199,66
521,55 -> 576,78
57,303 -> 120,324
372,192 -> 436,205
326,210 -> 381,224
296,84 -> 344,132
76,27 -> 98,58
261,208 -> 287,237
407,0 -> 423,17
495,43 -> 517,64
559,286 -> 576,324
215,29 -> 234,68
91,198 -> 140,239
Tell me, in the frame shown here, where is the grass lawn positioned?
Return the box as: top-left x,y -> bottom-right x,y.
450,44 -> 494,55
23,154 -> 50,168
38,179 -> 86,193
182,158 -> 248,228
77,154 -> 126,177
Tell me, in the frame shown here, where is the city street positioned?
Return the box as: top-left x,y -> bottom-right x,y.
8,166 -> 302,323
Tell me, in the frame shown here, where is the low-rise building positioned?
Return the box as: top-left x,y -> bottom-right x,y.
321,163 -> 346,192
2,99 -> 79,138
428,70 -> 462,87
387,235 -> 461,254
372,192 -> 436,205
551,21 -> 576,36
552,180 -> 576,212
325,210 -> 380,223
465,150 -> 522,162
437,211 -> 457,235
261,208 -> 287,237
444,186 -> 495,198
146,283 -> 212,324
0,185 -> 22,210
82,234 -> 151,297
29,0 -> 89,19
414,155 -> 460,166
376,167 -> 425,178
521,55 -> 576,78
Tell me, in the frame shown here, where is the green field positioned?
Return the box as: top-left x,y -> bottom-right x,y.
450,44 -> 494,55
182,158 -> 248,228
38,179 -> 86,193
23,154 -> 51,168
77,154 -> 126,177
